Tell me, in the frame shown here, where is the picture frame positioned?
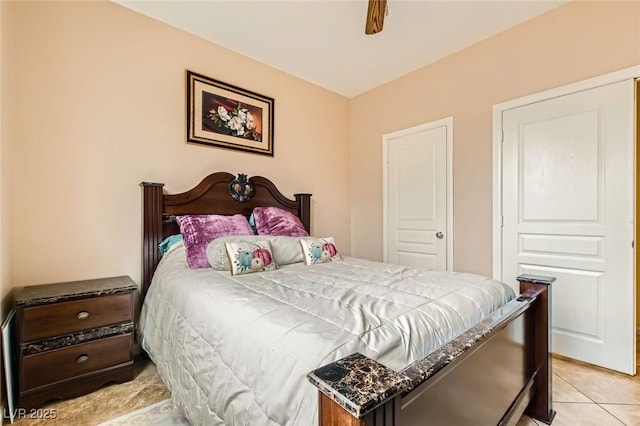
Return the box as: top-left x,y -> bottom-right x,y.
186,70 -> 274,156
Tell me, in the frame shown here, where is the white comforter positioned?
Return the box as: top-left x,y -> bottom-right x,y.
139,244 -> 514,426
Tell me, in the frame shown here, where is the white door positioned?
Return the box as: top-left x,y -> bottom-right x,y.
501,80 -> 635,374
383,118 -> 452,271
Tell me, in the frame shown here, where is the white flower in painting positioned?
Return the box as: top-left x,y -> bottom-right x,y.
227,116 -> 245,135
245,111 -> 255,130
217,106 -> 231,121
227,116 -> 241,130
208,102 -> 260,140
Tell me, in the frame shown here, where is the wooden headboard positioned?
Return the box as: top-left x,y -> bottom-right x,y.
140,172 -> 311,299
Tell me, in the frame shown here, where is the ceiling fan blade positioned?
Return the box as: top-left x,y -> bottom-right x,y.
365,0 -> 387,35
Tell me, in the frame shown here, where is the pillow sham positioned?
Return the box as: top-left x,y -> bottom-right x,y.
207,235 -> 305,270
225,240 -> 278,275
252,206 -> 309,237
176,214 -> 253,269
300,237 -> 342,264
158,234 -> 183,255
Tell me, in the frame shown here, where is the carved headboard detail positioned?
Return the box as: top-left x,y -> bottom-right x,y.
140,172 -> 311,299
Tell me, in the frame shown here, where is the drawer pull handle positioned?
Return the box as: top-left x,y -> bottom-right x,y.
76,354 -> 89,364
77,311 -> 89,320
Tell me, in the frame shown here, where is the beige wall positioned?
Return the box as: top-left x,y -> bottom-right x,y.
350,1 -> 640,276
6,1 -> 350,287
1,0 -> 13,409
5,1 -> 640,289
1,1 -> 13,308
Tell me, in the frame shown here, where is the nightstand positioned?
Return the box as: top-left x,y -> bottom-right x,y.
14,276 -> 137,409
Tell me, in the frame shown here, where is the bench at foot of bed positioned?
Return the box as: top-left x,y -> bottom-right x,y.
308,274 -> 556,426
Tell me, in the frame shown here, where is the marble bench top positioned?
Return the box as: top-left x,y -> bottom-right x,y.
307,352 -> 411,418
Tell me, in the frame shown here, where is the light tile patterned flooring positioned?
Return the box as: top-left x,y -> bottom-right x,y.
517,342 -> 640,426
8,349 -> 640,425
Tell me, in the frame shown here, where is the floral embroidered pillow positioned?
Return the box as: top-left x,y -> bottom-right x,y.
252,206 -> 309,237
225,240 -> 278,275
300,237 -> 341,265
207,235 -> 304,270
176,214 -> 253,269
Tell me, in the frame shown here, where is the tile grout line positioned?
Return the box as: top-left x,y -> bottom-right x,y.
552,344 -> 640,426
549,402 -> 629,426
551,362 -> 629,424
552,368 -> 599,405
597,404 -> 631,426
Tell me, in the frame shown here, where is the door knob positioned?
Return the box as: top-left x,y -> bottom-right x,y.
436,232 -> 444,239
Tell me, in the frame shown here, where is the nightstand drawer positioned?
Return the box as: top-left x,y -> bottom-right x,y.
21,292 -> 133,342
21,333 -> 132,390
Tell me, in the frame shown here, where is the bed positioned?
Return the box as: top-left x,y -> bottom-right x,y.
139,172 -> 555,426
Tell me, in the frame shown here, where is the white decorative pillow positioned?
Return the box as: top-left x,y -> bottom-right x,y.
208,236 -> 304,270
225,240 -> 278,275
300,237 -> 342,265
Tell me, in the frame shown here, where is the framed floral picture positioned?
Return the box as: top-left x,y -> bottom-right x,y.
186,70 -> 274,156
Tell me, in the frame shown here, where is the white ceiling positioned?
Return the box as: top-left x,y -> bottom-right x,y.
115,0 -> 565,98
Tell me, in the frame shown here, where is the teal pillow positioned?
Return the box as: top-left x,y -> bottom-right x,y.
249,212 -> 258,234
158,234 -> 183,255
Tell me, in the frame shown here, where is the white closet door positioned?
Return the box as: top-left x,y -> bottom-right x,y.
385,121 -> 450,271
501,79 -> 635,374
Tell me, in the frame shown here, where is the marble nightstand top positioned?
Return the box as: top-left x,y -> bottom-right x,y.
15,276 -> 137,307
307,352 -> 411,418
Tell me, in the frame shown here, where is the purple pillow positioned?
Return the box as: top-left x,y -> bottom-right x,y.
252,207 -> 309,237
176,214 -> 253,268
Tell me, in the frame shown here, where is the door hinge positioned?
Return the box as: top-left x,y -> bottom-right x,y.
501,130 -> 504,143
501,216 -> 504,227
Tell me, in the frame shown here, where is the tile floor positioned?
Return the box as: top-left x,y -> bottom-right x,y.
517,354 -> 640,426
7,352 -> 640,425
